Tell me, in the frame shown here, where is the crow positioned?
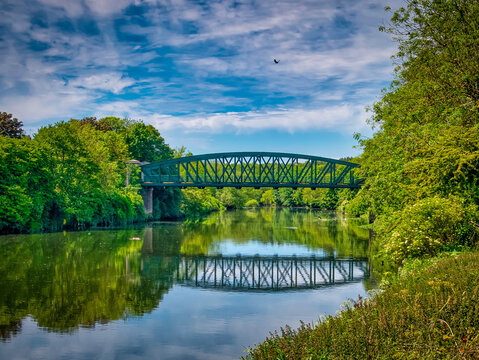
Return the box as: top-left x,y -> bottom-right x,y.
273,59 -> 280,64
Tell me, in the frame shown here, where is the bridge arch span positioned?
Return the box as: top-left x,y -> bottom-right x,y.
140,151 -> 362,189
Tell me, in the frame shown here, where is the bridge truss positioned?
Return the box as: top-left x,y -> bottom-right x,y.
140,152 -> 362,189
173,255 -> 369,291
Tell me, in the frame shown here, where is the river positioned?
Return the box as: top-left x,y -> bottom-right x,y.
0,208 -> 373,359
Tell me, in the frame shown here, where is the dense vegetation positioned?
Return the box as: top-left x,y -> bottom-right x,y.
0,116 -> 175,232
343,0 -> 479,265
180,186 -> 357,219
245,252 -> 479,359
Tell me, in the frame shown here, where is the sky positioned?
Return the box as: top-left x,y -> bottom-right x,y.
0,0 -> 402,158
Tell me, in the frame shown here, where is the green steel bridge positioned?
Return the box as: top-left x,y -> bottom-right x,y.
140,152 -> 362,189
139,152 -> 362,213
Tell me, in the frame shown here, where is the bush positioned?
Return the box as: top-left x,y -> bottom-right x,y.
260,190 -> 275,206
245,199 -> 259,208
344,193 -> 370,216
216,188 -> 248,209
383,196 -> 477,264
181,188 -> 223,219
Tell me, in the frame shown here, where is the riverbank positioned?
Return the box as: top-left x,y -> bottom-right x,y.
244,251 -> 479,359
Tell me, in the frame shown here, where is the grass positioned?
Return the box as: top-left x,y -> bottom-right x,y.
244,252 -> 479,359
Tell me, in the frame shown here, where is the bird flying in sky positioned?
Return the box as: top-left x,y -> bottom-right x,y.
273,59 -> 280,64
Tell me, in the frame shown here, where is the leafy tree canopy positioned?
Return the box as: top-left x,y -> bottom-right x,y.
74,117 -> 173,162
0,112 -> 24,138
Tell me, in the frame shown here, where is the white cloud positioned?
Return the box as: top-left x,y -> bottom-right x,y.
37,0 -> 142,17
0,88 -> 92,123
69,73 -> 135,94
141,104 -> 369,134
96,100 -> 141,115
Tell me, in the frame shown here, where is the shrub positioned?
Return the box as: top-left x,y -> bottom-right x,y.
344,193 -> 370,216
245,199 -> 259,208
383,196 -> 477,264
181,188 -> 223,219
260,190 -> 276,206
216,188 -> 248,209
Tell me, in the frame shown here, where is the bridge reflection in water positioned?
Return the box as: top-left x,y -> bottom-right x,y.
171,255 -> 369,291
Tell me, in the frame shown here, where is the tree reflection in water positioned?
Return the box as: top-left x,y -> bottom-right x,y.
0,208 -> 370,340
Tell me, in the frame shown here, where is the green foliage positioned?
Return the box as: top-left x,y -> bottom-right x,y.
245,199 -> 259,208
301,188 -> 339,209
344,190 -> 370,216
245,252 -> 479,359
380,197 -> 477,264
0,112 -> 24,138
0,136 -> 54,231
0,185 -> 33,228
33,121 -> 132,226
348,0 -> 479,255
301,188 -> 322,207
153,187 -> 182,220
215,187 -> 248,209
75,116 -> 174,162
0,115 -> 176,232
382,0 -> 479,111
180,186 -> 348,216
125,121 -> 173,162
181,188 -> 223,219
277,188 -> 294,206
173,145 -> 193,158
260,189 -> 276,206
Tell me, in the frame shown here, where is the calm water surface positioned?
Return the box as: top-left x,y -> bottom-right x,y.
0,209 -> 373,359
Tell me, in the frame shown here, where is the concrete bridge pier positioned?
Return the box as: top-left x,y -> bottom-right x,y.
142,187 -> 154,216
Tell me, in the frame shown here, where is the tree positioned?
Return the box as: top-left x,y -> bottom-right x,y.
359,0 -> 479,211
278,188 -> 294,207
125,122 -> 173,162
0,112 -> 24,138
0,115 -> 177,232
260,190 -> 275,206
351,0 -> 479,262
216,188 -> 247,209
32,121 -> 143,228
75,117 -> 174,162
173,146 -> 193,158
0,136 -> 54,231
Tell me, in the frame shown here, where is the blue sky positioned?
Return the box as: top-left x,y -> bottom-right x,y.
0,0 -> 401,158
